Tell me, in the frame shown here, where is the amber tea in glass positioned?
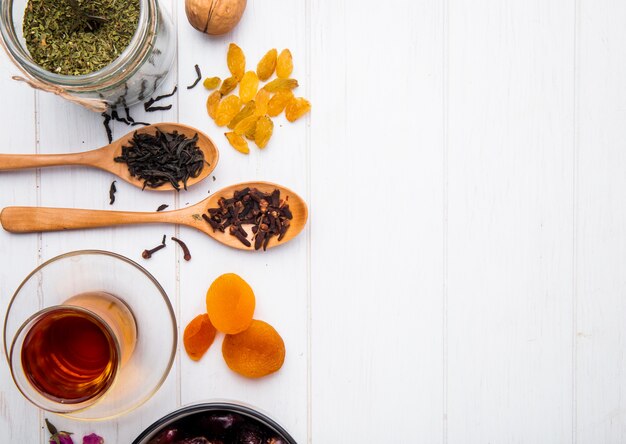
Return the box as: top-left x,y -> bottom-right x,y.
19,291 -> 137,405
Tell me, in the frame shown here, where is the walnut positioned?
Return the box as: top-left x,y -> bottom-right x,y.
185,0 -> 247,35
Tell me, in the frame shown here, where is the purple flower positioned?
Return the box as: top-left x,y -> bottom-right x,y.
82,433 -> 104,444
49,434 -> 74,444
46,419 -> 74,444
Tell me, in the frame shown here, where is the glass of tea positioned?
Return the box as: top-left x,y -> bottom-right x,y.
4,250 -> 177,420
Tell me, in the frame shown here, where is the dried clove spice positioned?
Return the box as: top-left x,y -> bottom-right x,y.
156,204 -> 169,212
114,129 -> 204,190
142,235 -> 166,259
109,180 -> 117,204
204,188 -> 293,250
171,236 -> 191,261
187,64 -> 202,89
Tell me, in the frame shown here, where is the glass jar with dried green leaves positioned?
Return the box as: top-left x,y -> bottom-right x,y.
0,0 -> 176,110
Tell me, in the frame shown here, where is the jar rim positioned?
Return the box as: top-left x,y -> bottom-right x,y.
0,0 -> 156,90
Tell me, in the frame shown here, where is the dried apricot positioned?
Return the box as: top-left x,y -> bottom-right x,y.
239,71 -> 259,103
215,95 -> 242,126
183,314 -> 217,361
222,320 -> 285,378
219,75 -> 239,95
263,78 -> 298,93
206,273 -> 255,333
267,90 -> 294,117
254,89 -> 270,116
285,97 -> 311,122
227,43 -> 245,80
203,77 -> 221,90
206,90 -> 222,119
225,131 -> 250,154
256,48 -> 277,81
234,115 -> 260,136
276,49 -> 293,79
254,116 -> 273,149
228,100 -> 256,129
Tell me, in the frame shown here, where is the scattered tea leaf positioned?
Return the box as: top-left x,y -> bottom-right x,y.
109,180 -> 117,205
114,129 -> 204,190
187,64 -> 202,89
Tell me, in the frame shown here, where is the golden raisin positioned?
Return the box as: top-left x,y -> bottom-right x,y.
228,100 -> 256,129
267,90 -> 294,117
227,43 -> 245,80
285,97 -> 311,122
203,77 -> 221,90
219,76 -> 239,95
254,116 -> 273,149
183,314 -> 217,361
234,115 -> 260,136
256,48 -> 277,81
239,71 -> 259,103
206,273 -> 255,332
206,91 -> 222,120
254,89 -> 270,116
276,49 -> 293,79
263,78 -> 298,93
215,96 -> 242,127
244,119 -> 258,140
215,95 -> 242,127
222,320 -> 285,378
225,132 -> 250,154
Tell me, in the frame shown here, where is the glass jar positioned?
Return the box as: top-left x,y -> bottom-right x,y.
0,0 -> 176,107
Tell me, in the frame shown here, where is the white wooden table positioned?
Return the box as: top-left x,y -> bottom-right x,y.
1,0 -> 626,442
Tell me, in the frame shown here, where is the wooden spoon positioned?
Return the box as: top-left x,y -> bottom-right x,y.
0,182 -> 307,251
0,123 -> 219,191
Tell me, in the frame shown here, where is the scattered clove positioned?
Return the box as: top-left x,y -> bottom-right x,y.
156,204 -> 169,212
142,235 -> 166,259
171,236 -> 192,261
204,187 -> 293,250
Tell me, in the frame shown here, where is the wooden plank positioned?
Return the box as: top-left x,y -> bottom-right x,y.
446,0 -> 575,442
31,2 -> 179,439
576,1 -> 626,442
0,50 -> 40,444
309,0 -> 445,442
175,1 -> 310,443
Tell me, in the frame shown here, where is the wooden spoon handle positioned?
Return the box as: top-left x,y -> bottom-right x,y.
0,151 -> 101,170
0,207 -> 174,233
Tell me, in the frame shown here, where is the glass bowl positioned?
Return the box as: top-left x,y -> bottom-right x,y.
132,401 -> 297,444
3,250 -> 177,420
